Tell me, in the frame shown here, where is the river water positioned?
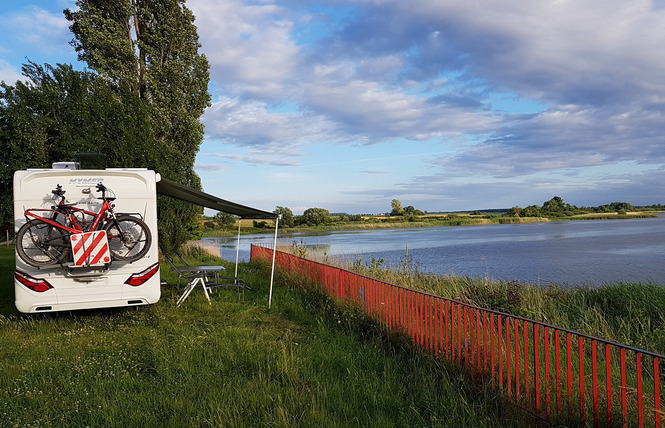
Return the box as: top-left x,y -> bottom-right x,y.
203,215 -> 665,287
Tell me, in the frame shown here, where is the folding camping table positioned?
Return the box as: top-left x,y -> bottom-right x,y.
175,265 -> 250,307
175,266 -> 220,306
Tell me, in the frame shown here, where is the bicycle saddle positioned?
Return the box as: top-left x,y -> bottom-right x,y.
53,202 -> 78,209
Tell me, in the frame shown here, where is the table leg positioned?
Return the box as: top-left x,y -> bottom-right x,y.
177,277 -> 206,307
202,277 -> 211,304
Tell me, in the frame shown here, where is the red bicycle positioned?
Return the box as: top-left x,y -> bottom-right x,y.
16,183 -> 152,267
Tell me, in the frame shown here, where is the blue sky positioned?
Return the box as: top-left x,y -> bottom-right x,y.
2,0 -> 665,214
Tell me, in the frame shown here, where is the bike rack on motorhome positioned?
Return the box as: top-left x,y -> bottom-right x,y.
13,165 -> 161,313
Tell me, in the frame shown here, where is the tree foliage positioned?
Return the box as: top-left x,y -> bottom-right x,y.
403,205 -> 424,216
64,0 -> 210,254
0,62 -> 160,226
273,206 -> 295,228
213,211 -> 237,229
390,199 -> 403,216
390,199 -> 424,217
508,196 -> 642,218
596,202 -> 636,213
298,208 -> 332,226
0,0 -> 210,253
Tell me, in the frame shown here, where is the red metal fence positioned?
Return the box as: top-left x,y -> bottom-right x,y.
252,245 -> 664,427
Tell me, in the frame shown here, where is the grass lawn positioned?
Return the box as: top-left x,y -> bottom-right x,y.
0,246 -> 519,427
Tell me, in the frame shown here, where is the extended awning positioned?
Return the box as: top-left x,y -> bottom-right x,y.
156,177 -> 276,219
156,176 -> 280,308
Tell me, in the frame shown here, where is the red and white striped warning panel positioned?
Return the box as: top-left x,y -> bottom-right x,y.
70,231 -> 111,267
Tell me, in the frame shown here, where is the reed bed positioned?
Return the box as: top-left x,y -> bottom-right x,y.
287,243 -> 665,357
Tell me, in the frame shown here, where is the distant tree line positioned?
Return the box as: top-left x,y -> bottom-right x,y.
203,206 -> 367,230
201,196 -> 664,231
507,196 -> 656,217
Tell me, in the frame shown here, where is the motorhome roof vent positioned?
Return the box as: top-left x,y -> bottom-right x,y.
52,162 -> 80,170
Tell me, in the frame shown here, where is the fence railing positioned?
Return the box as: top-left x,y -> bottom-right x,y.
251,244 -> 664,427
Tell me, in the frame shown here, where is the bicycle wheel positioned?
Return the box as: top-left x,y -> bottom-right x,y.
104,216 -> 151,262
16,219 -> 70,267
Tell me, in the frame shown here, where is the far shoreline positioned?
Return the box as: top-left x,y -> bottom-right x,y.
201,211 -> 662,238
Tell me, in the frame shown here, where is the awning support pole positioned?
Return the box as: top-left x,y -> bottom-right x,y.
235,219 -> 241,279
268,216 -> 279,308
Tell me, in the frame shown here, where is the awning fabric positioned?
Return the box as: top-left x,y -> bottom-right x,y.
156,178 -> 276,219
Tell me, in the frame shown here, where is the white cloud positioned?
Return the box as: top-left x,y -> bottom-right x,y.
194,163 -> 227,172
4,0 -> 665,213
192,0 -> 665,183
0,59 -> 23,84
1,6 -> 73,57
307,0 -> 665,179
188,0 -> 300,99
210,152 -> 300,166
357,0 -> 665,106
202,96 -> 336,147
303,74 -> 499,142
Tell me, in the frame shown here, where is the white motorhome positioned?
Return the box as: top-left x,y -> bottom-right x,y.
13,166 -> 160,313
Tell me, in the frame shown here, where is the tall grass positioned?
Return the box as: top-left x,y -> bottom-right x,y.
0,246 -> 525,427
325,252 -> 665,356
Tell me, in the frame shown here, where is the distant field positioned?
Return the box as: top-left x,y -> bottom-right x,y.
568,211 -> 657,220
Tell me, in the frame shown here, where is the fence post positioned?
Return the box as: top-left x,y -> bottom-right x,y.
592,340 -> 598,427
637,353 -> 643,428
621,348 -> 627,427
655,357 -> 661,428
499,314 -> 503,389
606,344 -> 612,427
491,313 -> 496,385
515,319 -> 520,399
464,306 -> 469,370
533,323 -> 539,410
544,326 -> 550,416
523,320 -> 529,401
483,311 -> 488,375
556,330 -> 562,414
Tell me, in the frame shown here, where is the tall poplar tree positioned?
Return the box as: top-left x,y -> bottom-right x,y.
64,0 -> 211,252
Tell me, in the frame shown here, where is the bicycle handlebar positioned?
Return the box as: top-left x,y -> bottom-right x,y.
95,182 -> 115,202
51,183 -> 112,203
52,184 -> 65,197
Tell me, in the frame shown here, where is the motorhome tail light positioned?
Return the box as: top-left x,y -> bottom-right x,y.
15,270 -> 54,292
124,263 -> 160,286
